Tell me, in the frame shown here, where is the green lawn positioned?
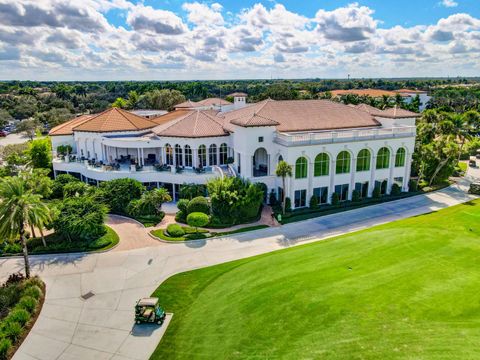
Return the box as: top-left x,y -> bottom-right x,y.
151,200 -> 480,359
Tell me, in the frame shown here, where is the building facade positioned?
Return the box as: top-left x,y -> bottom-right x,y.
50,95 -> 418,209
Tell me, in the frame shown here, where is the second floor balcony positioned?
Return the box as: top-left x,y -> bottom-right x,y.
274,126 -> 416,147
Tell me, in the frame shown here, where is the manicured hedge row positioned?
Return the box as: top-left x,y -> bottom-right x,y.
0,276 -> 45,360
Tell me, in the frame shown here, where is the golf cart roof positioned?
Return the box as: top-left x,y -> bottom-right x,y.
137,297 -> 159,306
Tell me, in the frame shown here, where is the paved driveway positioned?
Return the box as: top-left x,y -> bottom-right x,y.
2,179 -> 477,360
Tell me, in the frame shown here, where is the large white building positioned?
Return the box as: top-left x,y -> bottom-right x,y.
50,94 -> 418,209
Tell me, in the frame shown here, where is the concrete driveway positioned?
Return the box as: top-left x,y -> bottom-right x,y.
2,178 -> 478,360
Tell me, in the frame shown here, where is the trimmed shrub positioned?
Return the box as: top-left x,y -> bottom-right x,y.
187,212 -> 210,231
409,179 -> 418,192
175,210 -> 186,223
8,308 -> 30,326
309,195 -> 318,209
167,224 -> 185,237
51,174 -> 79,199
372,186 -> 381,199
22,285 -> 42,300
0,338 -> 11,359
18,296 -> 37,312
2,320 -> 22,341
177,199 -> 189,213
99,178 -> 144,215
187,196 -> 210,215
23,277 -> 43,289
351,190 -> 361,202
391,183 -> 401,196
185,233 -> 207,240
257,183 -> 268,202
285,197 -> 292,212
331,192 -> 340,205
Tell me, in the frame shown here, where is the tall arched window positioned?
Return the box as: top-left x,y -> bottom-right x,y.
395,148 -> 406,167
219,143 -> 228,165
314,153 -> 329,177
376,147 -> 390,169
184,145 -> 192,167
295,157 -> 308,179
336,151 -> 351,174
209,144 -> 217,166
356,149 -> 371,172
175,144 -> 182,166
198,145 -> 206,167
165,144 -> 173,165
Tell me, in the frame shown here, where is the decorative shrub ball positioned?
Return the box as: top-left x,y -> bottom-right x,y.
167,224 -> 185,238
186,212 -> 210,230
186,196 -> 210,215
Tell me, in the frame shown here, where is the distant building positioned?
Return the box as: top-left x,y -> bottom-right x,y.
130,110 -> 168,119
50,95 -> 418,208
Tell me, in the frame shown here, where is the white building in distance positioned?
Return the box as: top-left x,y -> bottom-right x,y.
50,94 -> 418,209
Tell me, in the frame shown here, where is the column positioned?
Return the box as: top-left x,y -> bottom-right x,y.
141,148 -> 145,166
404,154 -> 412,191
329,159 -> 335,203
137,148 -> 140,165
349,157 -> 357,200
193,148 -> 198,168
307,161 -> 313,203
369,156 -> 377,196
217,146 -> 220,167
388,152 -> 396,194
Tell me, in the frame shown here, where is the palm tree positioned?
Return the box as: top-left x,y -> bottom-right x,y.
275,160 -> 292,215
0,177 -> 51,278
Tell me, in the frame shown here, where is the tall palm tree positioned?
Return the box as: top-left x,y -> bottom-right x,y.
0,177 -> 51,278
275,160 -> 292,215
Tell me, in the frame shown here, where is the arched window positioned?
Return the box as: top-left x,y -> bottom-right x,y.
295,157 -> 308,179
395,148 -> 406,167
376,147 -> 390,169
314,153 -> 329,177
175,144 -> 182,166
165,144 -> 173,165
209,144 -> 217,166
184,145 -> 192,167
278,155 -> 284,163
336,151 -> 351,174
198,145 -> 206,167
219,143 -> 228,165
356,149 -> 371,172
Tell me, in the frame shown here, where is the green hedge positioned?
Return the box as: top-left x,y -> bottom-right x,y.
0,277 -> 45,360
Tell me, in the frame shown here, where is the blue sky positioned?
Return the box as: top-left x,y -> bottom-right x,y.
1,0 -> 480,80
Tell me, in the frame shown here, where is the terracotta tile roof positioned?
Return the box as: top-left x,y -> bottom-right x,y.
150,110 -> 191,125
153,110 -> 229,138
196,98 -> 231,106
394,88 -> 427,94
377,107 -> 420,118
354,104 -> 420,118
174,100 -> 199,109
228,92 -> 248,97
222,99 -> 380,131
330,89 -> 408,98
73,107 -> 157,133
49,115 -> 93,136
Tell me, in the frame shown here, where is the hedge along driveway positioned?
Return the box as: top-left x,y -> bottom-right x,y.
3,180 -> 478,360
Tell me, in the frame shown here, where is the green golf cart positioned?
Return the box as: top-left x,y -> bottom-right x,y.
135,297 -> 166,325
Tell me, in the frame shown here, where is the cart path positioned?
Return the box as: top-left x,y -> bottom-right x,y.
3,175 -> 478,360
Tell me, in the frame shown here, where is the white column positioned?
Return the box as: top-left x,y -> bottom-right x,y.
349,157 -> 357,200
193,148 -> 198,168
404,155 -> 412,191
388,152 -> 395,194
137,148 -> 140,164
307,161 -> 313,203
369,156 -> 377,196
329,160 -> 335,203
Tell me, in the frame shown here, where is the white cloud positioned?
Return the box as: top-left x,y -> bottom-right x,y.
1,1 -> 480,80
440,0 -> 458,8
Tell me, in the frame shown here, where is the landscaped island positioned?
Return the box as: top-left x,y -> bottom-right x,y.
150,199 -> 480,359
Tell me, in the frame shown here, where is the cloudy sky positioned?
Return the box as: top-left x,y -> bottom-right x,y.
1,0 -> 480,80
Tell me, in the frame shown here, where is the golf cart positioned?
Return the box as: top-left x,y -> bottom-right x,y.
135,297 -> 166,325
469,159 -> 477,167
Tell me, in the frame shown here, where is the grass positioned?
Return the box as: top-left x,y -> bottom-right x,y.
0,226 -> 119,256
150,225 -> 269,242
150,199 -> 480,359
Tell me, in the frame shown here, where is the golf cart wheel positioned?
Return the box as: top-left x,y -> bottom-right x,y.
136,320 -> 140,324
157,320 -> 163,325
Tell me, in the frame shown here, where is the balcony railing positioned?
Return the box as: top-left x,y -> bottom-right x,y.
274,126 -> 416,146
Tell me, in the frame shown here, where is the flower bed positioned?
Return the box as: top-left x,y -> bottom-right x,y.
150,225 -> 269,242
0,275 -> 45,360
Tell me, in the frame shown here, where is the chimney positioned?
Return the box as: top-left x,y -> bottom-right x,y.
230,92 -> 247,110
